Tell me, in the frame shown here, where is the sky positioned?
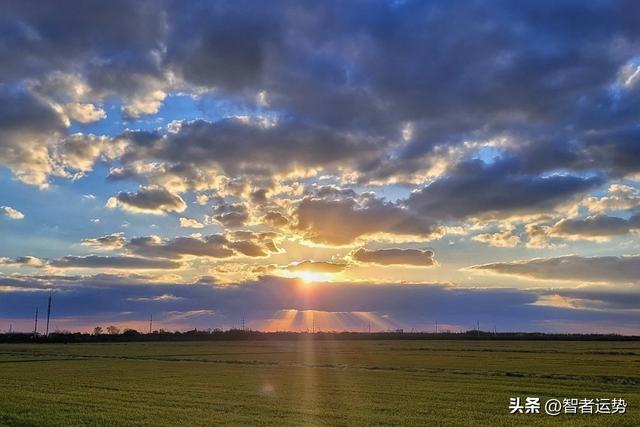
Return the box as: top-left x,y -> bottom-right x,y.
1,0 -> 640,334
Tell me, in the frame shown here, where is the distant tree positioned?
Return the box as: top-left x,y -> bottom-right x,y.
93,326 -> 103,336
106,325 -> 120,335
122,329 -> 140,337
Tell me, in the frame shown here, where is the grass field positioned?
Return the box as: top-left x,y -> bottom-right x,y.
0,339 -> 638,426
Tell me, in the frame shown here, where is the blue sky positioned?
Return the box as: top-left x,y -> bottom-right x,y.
1,0 -> 640,333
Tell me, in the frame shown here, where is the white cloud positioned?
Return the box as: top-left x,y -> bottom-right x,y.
179,217 -> 205,228
63,102 -> 106,123
1,206 -> 24,220
122,90 -> 166,118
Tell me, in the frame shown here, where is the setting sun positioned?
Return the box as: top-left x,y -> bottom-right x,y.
295,271 -> 334,283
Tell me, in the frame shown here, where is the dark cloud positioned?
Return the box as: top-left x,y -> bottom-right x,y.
0,1 -> 165,81
50,255 -> 181,270
552,214 -> 640,238
126,235 -> 232,259
165,0 -> 283,92
262,211 -> 289,227
107,186 -> 187,214
122,232 -> 280,259
584,127 -> 640,177
351,248 -> 435,266
1,1 -> 640,189
211,203 -> 249,228
120,117 -> 383,181
472,255 -> 640,284
405,158 -> 604,220
250,188 -> 268,204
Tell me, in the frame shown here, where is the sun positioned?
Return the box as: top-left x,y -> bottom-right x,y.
295,271 -> 333,283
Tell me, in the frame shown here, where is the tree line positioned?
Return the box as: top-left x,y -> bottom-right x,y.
0,329 -> 637,343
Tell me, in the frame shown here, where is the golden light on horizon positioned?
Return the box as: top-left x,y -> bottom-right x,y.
294,270 -> 334,283
262,309 -> 396,332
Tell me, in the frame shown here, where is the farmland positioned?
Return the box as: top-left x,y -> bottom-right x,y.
0,340 -> 638,426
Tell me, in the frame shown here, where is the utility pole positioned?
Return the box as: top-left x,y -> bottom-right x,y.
242,316 -> 245,332
33,308 -> 38,337
477,320 -> 480,337
368,321 -> 371,333
435,320 -> 438,334
312,316 -> 315,334
149,314 -> 153,334
45,291 -> 52,336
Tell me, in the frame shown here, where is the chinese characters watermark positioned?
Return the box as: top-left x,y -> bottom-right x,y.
509,397 -> 627,416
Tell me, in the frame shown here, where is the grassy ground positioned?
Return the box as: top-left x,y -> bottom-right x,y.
0,340 -> 638,426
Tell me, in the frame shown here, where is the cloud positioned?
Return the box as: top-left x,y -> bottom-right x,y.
524,223 -> 558,249
106,186 -> 187,214
50,255 -> 181,270
551,214 -> 640,239
287,260 -> 347,273
63,102 -> 106,123
0,1 -> 640,192
0,256 -> 43,267
128,293 -> 184,302
262,211 -> 289,227
120,232 -> 281,259
1,206 -> 24,220
58,133 -> 118,174
471,255 -> 640,284
179,217 -> 204,228
405,158 -> 604,220
294,193 -> 440,245
81,233 -> 127,249
351,248 -> 435,266
0,87 -> 67,188
118,117 -> 384,184
582,184 -> 640,214
472,230 -> 521,248
210,203 -> 249,228
121,90 -> 166,118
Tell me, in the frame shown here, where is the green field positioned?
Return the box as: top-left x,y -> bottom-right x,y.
0,340 -> 638,426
